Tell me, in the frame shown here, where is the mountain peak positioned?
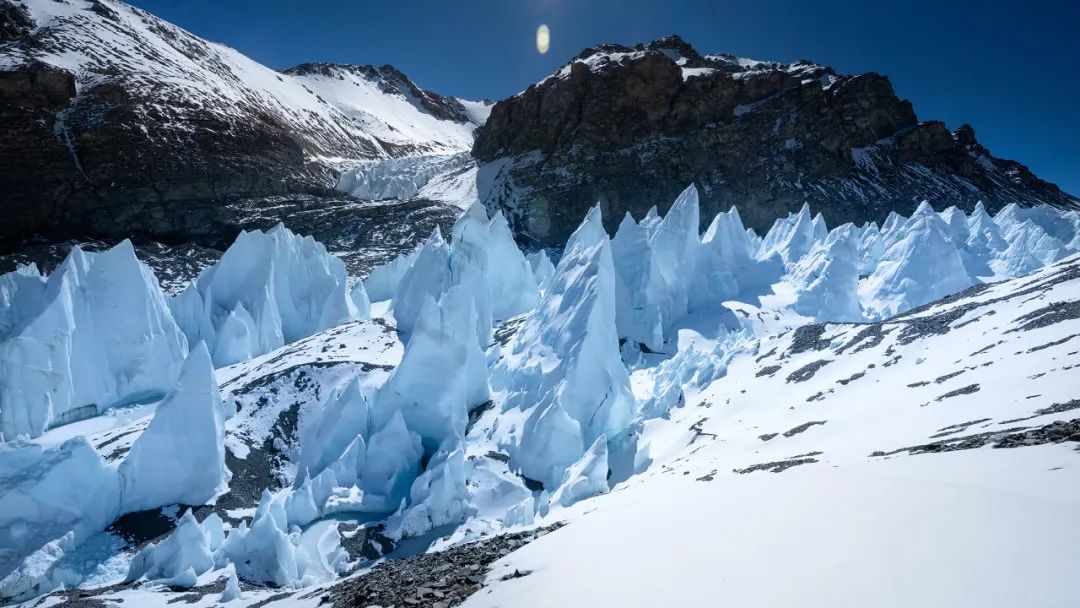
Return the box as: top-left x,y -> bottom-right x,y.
475,35 -> 1079,247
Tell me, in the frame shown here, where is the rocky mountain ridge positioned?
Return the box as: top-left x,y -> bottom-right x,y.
1,2 -> 1075,256
0,0 -> 481,251
474,35 -> 1079,248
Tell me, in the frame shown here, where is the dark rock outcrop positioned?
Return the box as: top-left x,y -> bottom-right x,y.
0,0 -> 474,253
474,36 -> 1079,248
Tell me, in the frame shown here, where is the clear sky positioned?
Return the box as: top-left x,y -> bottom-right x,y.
129,0 -> 1078,196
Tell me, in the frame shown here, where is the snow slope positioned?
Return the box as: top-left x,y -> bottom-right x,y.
469,254 -> 1080,608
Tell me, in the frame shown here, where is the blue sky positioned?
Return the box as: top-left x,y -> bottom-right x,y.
130,0 -> 1078,196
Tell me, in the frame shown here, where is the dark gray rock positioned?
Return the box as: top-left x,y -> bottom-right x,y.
474,36 -> 1079,249
324,525 -> 562,608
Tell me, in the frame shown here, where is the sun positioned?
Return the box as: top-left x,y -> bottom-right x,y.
536,24 -> 550,55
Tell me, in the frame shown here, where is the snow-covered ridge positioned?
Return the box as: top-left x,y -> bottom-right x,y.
1,187 -> 1078,604
2,0 -> 484,164
534,35 -> 835,91
283,63 -> 487,157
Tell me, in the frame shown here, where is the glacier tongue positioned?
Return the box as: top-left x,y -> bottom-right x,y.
170,224 -> 359,368
118,342 -> 229,513
0,240 -> 187,440
494,206 -> 636,489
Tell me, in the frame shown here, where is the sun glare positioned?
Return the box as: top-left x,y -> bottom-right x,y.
536,24 -> 551,54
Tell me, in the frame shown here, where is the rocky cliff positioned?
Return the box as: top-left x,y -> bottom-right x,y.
0,0 -> 480,251
474,36 -> 1079,248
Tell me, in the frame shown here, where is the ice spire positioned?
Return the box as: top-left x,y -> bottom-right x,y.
118,342 -> 228,512
493,205 -> 635,488
780,223 -> 863,322
1,240 -> 187,440
376,285 -> 489,451
862,212 -> 972,319
170,224 -> 356,367
392,227 -> 451,336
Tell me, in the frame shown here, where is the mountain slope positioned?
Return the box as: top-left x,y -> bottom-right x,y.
0,0 -> 483,250
474,36 -> 1080,248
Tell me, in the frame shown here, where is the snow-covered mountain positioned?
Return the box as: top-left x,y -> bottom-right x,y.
0,0 -> 487,250
1,185 -> 1077,607
474,35 -> 1080,248
1,2 -> 1078,604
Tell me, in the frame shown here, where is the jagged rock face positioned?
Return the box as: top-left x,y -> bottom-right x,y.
474,36 -> 1079,249
0,0 -> 478,252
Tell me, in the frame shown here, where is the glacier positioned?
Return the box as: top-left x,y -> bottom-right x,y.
170,224 -> 364,368
492,206 -> 636,489
0,241 -> 187,441
118,343 -> 229,513
393,202 -> 539,340
2,180 -> 1079,605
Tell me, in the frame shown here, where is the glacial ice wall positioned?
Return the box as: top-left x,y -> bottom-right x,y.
0,241 -> 188,441
170,224 -> 364,368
